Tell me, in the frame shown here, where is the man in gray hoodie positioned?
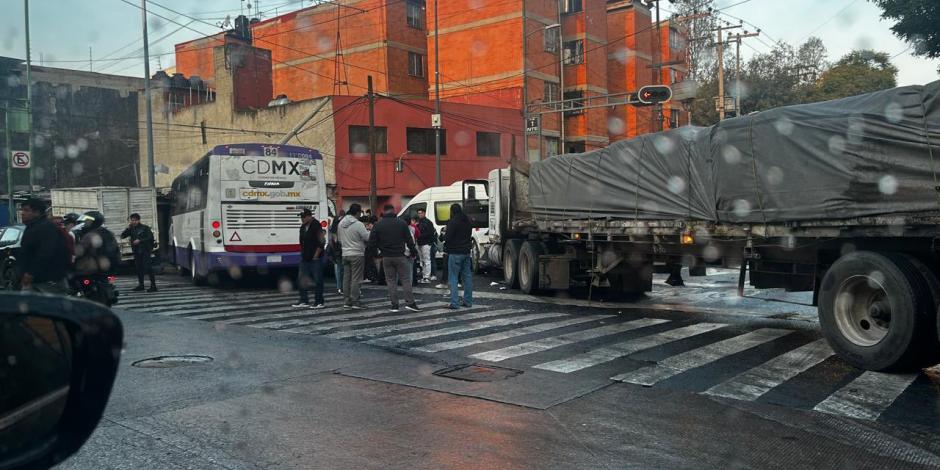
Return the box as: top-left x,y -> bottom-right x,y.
338,203 -> 371,308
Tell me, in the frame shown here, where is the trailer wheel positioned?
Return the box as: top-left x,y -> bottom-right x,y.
818,251 -> 933,371
503,240 -> 523,289
518,241 -> 546,294
471,241 -> 482,274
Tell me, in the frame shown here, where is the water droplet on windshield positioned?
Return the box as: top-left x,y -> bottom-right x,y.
732,199 -> 751,218
878,175 -> 898,195
721,145 -> 741,165
827,135 -> 846,155
77,138 -> 89,151
71,162 -> 84,176
774,117 -> 794,136
455,130 -> 471,147
54,146 -> 66,159
653,136 -> 675,154
67,144 -> 80,159
7,355 -> 16,366
884,102 -> 904,124
608,117 -> 624,135
766,166 -> 784,186
667,176 -> 686,194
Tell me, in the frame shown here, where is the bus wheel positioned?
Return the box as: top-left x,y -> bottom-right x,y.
190,248 -> 206,286
503,240 -> 523,289
818,251 -> 933,371
518,241 -> 545,295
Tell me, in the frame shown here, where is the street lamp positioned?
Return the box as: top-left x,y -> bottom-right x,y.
394,150 -> 411,173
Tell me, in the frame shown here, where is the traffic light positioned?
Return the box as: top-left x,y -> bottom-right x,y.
636,85 -> 673,105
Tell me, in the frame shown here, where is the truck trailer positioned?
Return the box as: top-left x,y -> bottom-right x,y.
479,81 -> 940,372
51,187 -> 160,261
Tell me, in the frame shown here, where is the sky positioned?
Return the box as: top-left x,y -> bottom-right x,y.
0,0 -> 937,86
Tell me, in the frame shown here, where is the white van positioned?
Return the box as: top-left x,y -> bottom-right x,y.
398,180 -> 490,270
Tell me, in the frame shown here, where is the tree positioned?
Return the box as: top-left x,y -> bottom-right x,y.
668,0 -> 720,81
808,50 -> 898,102
870,0 -> 940,71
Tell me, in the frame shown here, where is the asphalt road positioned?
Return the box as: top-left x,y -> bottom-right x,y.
54,268 -> 940,469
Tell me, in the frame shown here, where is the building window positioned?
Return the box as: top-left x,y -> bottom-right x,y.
543,27 -> 559,52
349,125 -> 388,154
545,137 -> 560,157
476,132 -> 501,157
563,40 -> 584,65
562,0 -> 582,14
566,141 -> 585,154
406,0 -> 425,29
408,52 -> 425,77
563,90 -> 584,116
544,81 -> 560,103
669,27 -> 686,51
407,127 -> 446,154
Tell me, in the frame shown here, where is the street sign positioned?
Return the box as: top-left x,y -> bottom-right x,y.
526,116 -> 540,133
431,113 -> 442,128
11,151 -> 30,169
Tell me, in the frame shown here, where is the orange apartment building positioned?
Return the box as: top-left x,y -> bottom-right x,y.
173,0 -> 688,161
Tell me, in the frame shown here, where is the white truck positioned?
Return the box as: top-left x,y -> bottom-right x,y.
51,187 -> 160,261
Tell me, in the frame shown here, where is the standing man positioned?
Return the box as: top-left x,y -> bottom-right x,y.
293,208 -> 326,309
415,209 -> 436,283
329,209 -> 345,295
369,204 -> 421,312
121,213 -> 158,292
338,204 -> 370,309
17,199 -> 70,295
444,203 -> 473,309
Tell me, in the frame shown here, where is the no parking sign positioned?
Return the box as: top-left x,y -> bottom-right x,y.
11,151 -> 30,169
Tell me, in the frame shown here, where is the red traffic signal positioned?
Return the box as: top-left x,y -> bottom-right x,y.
637,85 -> 673,105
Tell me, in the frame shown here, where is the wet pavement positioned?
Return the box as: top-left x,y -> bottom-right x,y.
54,269 -> 940,469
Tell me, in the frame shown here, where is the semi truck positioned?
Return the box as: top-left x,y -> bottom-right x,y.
476,81 -> 940,372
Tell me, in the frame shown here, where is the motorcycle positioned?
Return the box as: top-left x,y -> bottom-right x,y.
73,274 -> 120,307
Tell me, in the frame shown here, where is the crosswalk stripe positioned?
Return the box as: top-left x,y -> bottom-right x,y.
812,371 -> 919,420
145,297 -> 306,316
218,299 -> 390,326
610,328 -> 793,386
119,291 -> 293,308
367,312 -> 570,346
281,302 -> 458,334
414,315 -> 610,353
186,300 -> 371,323
325,308 -> 525,340
119,290 -> 228,304
236,300 -> 443,328
469,318 -> 670,362
533,323 -> 727,373
703,339 -> 834,401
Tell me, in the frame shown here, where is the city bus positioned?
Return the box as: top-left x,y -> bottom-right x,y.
169,143 -> 329,283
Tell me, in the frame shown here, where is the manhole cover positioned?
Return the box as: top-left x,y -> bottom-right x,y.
132,355 -> 214,368
433,363 -> 523,382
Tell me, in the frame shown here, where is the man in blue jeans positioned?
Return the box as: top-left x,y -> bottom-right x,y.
293,208 -> 326,309
443,203 -> 473,309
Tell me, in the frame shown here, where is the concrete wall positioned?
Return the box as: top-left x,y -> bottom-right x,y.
139,44 -> 336,188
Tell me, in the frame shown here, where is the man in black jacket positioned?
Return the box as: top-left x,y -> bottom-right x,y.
415,209 -> 436,283
444,203 -> 473,309
121,213 -> 158,292
17,199 -> 70,294
293,208 -> 326,309
369,204 -> 421,312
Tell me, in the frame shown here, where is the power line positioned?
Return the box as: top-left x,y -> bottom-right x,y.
797,0 -> 860,45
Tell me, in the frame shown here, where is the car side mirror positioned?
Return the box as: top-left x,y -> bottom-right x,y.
0,293 -> 123,470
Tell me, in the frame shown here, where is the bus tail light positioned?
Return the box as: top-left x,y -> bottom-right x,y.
211,220 -> 221,229
212,230 -> 221,238
320,220 -> 329,228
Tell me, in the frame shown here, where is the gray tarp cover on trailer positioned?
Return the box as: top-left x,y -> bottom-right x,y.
528,81 -> 940,224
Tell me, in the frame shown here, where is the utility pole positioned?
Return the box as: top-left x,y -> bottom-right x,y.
556,0 -> 565,150
367,75 -> 377,214
89,46 -> 93,72
433,0 -> 442,186
729,31 -> 759,118
24,0 -> 32,190
712,23 -> 741,121
142,0 -> 156,188
522,0 -> 528,161
4,106 -> 13,222
648,0 -> 662,132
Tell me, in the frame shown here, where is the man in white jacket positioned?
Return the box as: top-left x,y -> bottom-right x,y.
338,203 -> 371,308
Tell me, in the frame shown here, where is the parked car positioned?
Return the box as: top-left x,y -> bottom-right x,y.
0,224 -> 24,290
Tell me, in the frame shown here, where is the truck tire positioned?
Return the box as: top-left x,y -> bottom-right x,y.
503,240 -> 523,289
518,241 -> 546,295
818,251 -> 934,371
471,241 -> 482,274
904,255 -> 940,364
